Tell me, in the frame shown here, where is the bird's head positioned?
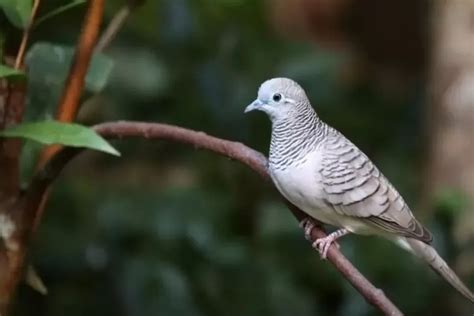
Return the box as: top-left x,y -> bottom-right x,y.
244,78 -> 311,122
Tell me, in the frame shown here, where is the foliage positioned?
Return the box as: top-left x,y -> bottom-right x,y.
0,64 -> 25,79
24,42 -> 114,121
0,0 -> 32,29
0,121 -> 120,156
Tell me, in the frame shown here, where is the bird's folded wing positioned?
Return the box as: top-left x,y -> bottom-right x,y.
320,135 -> 432,243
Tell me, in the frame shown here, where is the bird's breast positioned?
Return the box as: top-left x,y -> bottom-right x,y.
269,152 -> 325,210
269,151 -> 340,224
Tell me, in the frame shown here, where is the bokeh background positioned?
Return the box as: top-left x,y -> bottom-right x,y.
10,0 -> 474,315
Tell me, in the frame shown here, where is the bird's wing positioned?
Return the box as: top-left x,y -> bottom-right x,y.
319,133 -> 432,243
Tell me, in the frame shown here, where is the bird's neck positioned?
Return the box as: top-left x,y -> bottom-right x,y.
269,106 -> 326,169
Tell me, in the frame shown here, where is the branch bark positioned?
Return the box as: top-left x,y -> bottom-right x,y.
0,83 -> 26,199
19,121 -> 403,316
0,0 -> 40,199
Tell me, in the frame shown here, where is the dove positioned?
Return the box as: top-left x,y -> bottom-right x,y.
244,77 -> 474,303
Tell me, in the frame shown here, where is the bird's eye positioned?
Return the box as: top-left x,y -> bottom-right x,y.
272,93 -> 282,102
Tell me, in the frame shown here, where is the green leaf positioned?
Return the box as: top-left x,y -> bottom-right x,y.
0,64 -> 25,79
0,0 -> 33,29
26,42 -> 114,93
24,42 -> 114,121
0,121 -> 120,156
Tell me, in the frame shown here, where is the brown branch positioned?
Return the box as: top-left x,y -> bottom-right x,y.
54,0 -> 104,123
0,0 -> 42,197
0,84 -> 26,198
0,2 -> 105,312
14,0 -> 42,69
34,0 -> 145,227
19,121 -> 403,316
35,0 -> 105,228
0,3 -> 42,308
39,0 -> 104,164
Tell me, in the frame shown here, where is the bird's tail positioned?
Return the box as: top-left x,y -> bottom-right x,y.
403,237 -> 474,303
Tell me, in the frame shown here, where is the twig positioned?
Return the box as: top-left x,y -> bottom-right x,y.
19,121 -> 403,316
95,7 -> 129,52
14,0 -> 42,69
95,0 -> 146,52
34,0 -> 87,28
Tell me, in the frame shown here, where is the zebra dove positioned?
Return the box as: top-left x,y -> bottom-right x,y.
244,77 -> 474,303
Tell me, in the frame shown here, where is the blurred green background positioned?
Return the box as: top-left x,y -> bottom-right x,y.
7,0 -> 473,315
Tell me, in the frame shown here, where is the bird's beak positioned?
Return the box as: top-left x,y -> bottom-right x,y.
244,99 -> 264,113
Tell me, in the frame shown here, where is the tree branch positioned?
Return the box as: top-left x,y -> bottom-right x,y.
0,1 -> 105,312
55,0 -> 104,123
0,84 -> 26,198
39,0 -> 104,167
33,0 -> 105,231
20,121 -> 403,316
0,0 -> 41,198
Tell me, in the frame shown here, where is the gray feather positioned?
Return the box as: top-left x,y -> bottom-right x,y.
319,129 -> 433,243
405,238 -> 474,303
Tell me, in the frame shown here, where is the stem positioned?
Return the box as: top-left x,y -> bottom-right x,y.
20,121 -> 403,316
14,0 -> 42,69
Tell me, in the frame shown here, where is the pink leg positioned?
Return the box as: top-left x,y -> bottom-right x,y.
299,217 -> 316,241
312,228 -> 349,260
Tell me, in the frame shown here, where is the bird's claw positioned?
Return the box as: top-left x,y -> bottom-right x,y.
299,218 -> 315,241
312,235 -> 338,260
300,219 -> 346,259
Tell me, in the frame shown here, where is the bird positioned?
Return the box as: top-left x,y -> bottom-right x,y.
244,77 -> 474,303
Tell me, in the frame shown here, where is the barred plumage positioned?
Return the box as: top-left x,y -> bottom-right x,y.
245,77 -> 474,303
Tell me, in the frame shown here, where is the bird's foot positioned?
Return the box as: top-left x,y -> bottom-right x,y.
312,235 -> 338,260
299,217 -> 316,241
312,228 -> 349,260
